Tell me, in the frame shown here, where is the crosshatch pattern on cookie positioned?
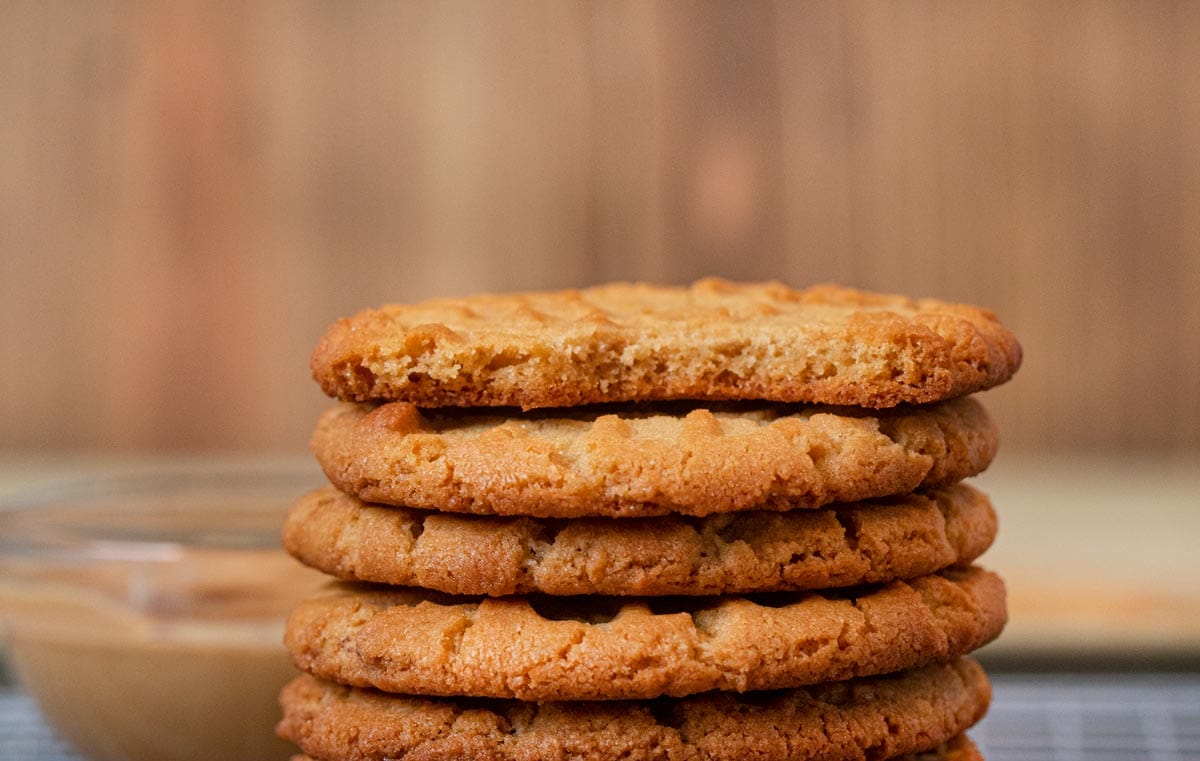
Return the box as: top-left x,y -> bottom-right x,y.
284,484 -> 997,596
311,396 -> 998,518
312,279 -> 1022,410
277,658 -> 991,761
284,567 -> 1004,701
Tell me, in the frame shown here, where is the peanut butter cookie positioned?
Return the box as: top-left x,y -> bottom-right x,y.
311,397 -> 997,518
284,484 -> 996,596
285,567 -> 1004,701
278,658 -> 991,761
312,280 -> 1021,409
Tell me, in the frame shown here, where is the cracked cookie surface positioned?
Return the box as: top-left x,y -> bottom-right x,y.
285,567 -> 1004,701
288,734 -> 981,761
311,279 -> 1022,409
284,484 -> 996,596
310,397 -> 997,518
278,658 -> 991,761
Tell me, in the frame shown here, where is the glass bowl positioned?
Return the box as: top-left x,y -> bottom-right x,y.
0,462 -> 329,761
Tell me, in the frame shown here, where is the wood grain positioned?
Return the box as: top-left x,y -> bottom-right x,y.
2,1 -> 1197,453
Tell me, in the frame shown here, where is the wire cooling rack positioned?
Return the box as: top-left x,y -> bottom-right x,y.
2,673 -> 1199,761
0,690 -> 77,760
972,674 -> 1200,761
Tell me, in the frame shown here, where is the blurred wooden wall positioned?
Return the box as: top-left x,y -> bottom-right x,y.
2,1 -> 1198,454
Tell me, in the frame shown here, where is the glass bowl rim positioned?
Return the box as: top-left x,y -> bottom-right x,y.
0,461 -> 322,561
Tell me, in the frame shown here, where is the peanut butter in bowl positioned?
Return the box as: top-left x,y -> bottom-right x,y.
0,466 -> 328,761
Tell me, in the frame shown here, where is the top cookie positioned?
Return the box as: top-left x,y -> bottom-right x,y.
311,279 -> 1022,409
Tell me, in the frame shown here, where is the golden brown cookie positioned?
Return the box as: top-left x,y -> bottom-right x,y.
311,279 -> 1021,409
289,734 -> 981,761
311,396 -> 997,519
284,484 -> 997,596
285,566 -> 1004,701
907,735 -> 984,761
278,658 -> 991,761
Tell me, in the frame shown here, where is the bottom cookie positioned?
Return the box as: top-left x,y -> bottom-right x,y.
292,733 -> 980,761
278,658 -> 989,761
907,734 -> 984,761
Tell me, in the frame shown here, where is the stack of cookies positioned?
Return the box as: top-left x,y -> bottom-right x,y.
278,280 -> 1022,761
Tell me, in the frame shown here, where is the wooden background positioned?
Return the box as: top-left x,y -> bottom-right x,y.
2,1 -> 1198,454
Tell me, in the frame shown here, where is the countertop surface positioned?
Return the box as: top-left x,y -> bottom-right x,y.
968,451 -> 1200,663
0,450 -> 1197,663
